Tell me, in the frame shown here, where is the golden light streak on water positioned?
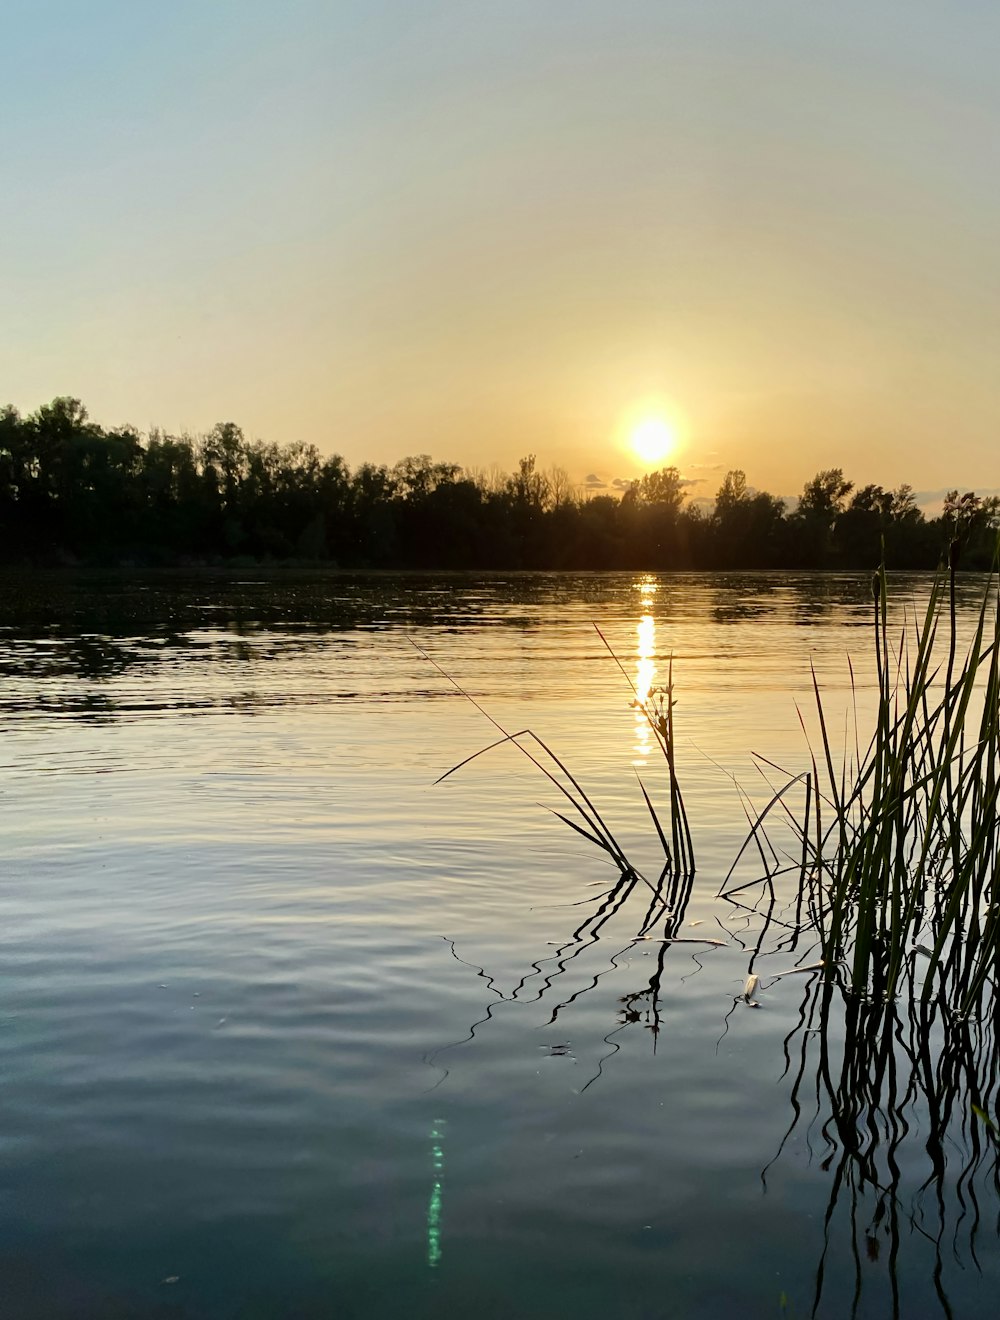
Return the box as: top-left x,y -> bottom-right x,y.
634,577 -> 658,761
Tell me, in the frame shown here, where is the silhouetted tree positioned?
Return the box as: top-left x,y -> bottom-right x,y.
710,469 -> 787,567
628,465 -> 685,514
791,467 -> 853,567
943,490 -> 1000,568
0,395 -> 991,572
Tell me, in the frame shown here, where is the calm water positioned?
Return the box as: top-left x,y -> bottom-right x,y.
1,571 -> 997,1319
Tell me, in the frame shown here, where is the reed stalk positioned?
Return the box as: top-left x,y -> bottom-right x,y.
724,554 -> 1000,1012
415,627 -> 694,883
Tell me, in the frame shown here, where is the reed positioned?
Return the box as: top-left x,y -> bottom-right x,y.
723,553 -> 1000,1011
415,624 -> 694,881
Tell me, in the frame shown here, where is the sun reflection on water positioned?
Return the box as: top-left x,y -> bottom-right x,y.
634,578 -> 657,761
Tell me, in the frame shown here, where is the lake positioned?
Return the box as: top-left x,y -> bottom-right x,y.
1,570 -> 997,1319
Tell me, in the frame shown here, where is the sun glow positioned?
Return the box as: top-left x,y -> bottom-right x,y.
629,416 -> 678,466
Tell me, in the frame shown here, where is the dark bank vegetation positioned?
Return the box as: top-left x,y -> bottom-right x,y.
2,396 -> 998,569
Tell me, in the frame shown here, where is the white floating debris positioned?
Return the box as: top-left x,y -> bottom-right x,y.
743,973 -> 760,1000
769,961 -> 826,979
634,936 -> 726,946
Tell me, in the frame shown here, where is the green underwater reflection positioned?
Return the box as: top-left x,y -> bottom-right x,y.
427,1120 -> 445,1269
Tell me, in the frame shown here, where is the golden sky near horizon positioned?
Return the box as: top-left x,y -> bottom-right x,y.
3,1 -> 999,503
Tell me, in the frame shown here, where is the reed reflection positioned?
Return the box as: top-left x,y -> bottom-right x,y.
760,957 -> 1000,1320
721,844 -> 1000,1319
425,599 -> 701,1088
429,857 -> 715,1093
436,865 -> 999,1315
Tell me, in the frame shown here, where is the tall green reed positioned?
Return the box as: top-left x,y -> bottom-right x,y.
413,625 -> 693,880
724,555 -> 1000,1010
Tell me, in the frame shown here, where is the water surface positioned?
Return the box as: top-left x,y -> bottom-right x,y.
2,571 -> 997,1318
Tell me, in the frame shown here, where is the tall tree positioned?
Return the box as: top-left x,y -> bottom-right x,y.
792,467 -> 853,566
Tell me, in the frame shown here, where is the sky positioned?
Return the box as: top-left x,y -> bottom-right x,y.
3,1 -> 999,501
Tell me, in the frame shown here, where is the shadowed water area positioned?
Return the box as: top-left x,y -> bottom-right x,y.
2,570 -> 998,1319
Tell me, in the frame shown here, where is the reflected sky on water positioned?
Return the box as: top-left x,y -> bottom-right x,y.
0,570 -> 997,1319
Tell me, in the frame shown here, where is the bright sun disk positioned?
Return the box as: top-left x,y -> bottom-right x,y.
630,416 -> 677,465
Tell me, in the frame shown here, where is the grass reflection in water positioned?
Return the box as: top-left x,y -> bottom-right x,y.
425,558 -> 1000,1319
720,558 -> 1000,1318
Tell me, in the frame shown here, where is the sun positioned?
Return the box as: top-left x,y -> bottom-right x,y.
629,416 -> 677,465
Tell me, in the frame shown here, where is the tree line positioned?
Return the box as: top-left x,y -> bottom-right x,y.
1,397 -> 996,570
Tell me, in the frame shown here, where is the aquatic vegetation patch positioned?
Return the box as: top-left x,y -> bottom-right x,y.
724,558 -> 1000,1011
718,557 -> 1000,1315
420,563 -> 1000,1316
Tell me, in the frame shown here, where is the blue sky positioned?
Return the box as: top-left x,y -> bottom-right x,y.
3,1 -> 999,495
